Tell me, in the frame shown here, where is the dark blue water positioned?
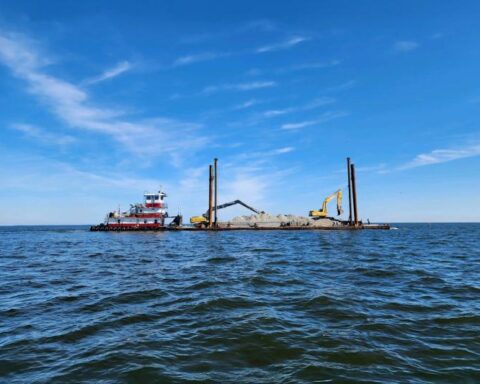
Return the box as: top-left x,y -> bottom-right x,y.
1,224 -> 479,383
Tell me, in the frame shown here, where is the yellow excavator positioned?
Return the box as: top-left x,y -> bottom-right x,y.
309,189 -> 343,218
190,200 -> 264,226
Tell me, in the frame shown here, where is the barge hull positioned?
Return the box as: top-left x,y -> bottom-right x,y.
90,224 -> 390,231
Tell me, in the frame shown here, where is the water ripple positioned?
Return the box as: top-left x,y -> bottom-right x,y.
0,223 -> 479,383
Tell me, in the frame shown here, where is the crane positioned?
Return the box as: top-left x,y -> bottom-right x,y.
190,200 -> 265,225
309,189 -> 343,218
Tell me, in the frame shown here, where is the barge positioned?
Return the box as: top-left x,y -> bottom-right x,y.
90,157 -> 390,232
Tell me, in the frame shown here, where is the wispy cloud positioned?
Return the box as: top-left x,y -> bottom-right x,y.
246,60 -> 340,77
272,146 -> 294,154
221,147 -> 295,184
84,61 -> 132,85
281,120 -> 317,130
326,80 -> 356,92
281,111 -> 348,130
280,59 -> 341,73
0,32 -> 207,161
237,146 -> 295,160
233,99 -> 263,110
262,97 -> 335,118
202,81 -> 277,94
399,144 -> 480,169
219,160 -> 295,210
356,163 -> 388,174
263,109 -> 291,117
175,32 -> 312,69
0,152 -> 163,193
12,123 -> 76,146
392,40 -> 419,53
256,36 -> 309,53
304,97 -> 336,109
172,52 -> 228,67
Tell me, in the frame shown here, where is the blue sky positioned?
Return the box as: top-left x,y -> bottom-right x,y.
0,1 -> 479,224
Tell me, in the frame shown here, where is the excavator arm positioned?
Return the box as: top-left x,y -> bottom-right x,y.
190,200 -> 264,224
209,200 -> 263,216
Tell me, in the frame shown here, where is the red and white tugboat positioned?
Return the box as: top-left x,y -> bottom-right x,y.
90,190 -> 169,231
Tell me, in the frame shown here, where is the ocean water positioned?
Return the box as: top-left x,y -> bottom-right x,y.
0,224 -> 479,383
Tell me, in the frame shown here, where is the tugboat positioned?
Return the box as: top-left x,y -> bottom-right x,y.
90,190 -> 170,231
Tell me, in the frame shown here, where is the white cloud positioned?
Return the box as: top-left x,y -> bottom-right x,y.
202,81 -> 276,94
280,59 -> 341,73
11,123 -> 76,146
272,146 -> 294,154
233,99 -> 262,110
251,146 -> 295,157
326,80 -> 356,92
172,52 -> 227,67
281,120 -> 317,130
304,97 -> 336,109
235,81 -> 276,91
261,98 -> 336,118
231,146 -> 295,163
256,36 -> 309,53
281,111 -> 348,130
84,61 -> 132,85
263,109 -> 292,117
218,164 -> 293,212
399,145 -> 480,169
0,32 -> 207,161
393,40 -> 419,53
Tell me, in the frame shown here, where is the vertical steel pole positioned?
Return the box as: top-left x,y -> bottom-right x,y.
347,157 -> 353,225
350,163 -> 359,226
208,165 -> 214,228
214,158 -> 218,227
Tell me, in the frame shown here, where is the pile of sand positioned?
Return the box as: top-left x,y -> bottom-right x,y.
226,212 -> 337,228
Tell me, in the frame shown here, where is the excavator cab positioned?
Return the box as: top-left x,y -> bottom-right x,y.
190,216 -> 208,225
309,189 -> 343,218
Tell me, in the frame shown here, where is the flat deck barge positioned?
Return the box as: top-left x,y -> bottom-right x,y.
90,223 -> 391,231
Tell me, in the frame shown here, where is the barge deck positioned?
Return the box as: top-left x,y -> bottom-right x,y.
90,223 -> 391,231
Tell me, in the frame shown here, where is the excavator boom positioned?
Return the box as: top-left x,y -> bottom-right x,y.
190,199 -> 264,225
210,200 -> 263,215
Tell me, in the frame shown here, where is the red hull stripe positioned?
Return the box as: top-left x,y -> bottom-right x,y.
145,203 -> 162,208
107,224 -> 163,228
129,214 -> 163,218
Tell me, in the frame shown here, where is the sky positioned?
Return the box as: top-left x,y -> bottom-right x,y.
0,0 -> 479,224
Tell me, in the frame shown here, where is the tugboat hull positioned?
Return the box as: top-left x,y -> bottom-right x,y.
90,224 -> 166,231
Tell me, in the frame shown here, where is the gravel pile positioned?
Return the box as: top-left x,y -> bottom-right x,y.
225,212 -> 337,228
